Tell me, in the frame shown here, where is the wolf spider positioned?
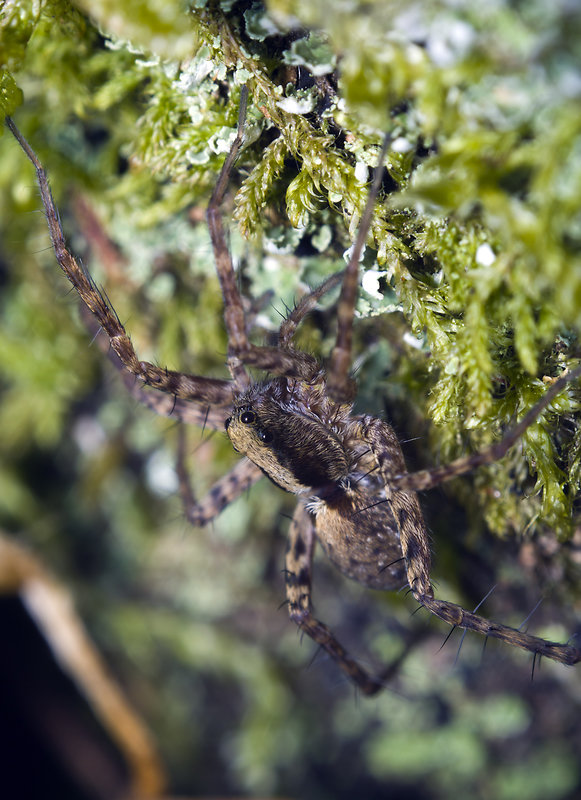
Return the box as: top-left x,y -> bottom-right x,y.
6,89 -> 581,695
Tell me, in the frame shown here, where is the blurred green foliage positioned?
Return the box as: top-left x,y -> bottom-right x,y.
1,1 -> 581,798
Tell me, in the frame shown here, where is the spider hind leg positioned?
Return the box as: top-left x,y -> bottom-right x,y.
286,504 -> 403,696
362,417 -> 581,666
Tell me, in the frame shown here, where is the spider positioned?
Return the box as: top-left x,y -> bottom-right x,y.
5,88 -> 581,696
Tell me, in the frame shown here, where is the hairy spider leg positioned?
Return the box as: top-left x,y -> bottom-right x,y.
285,504 -> 384,694
69,207 -> 232,430
205,90 -> 347,386
5,116 -> 234,408
389,362 -> 581,492
362,418 -> 581,666
327,133 -> 391,402
286,501 -> 431,695
206,85 -> 252,391
87,315 -> 231,429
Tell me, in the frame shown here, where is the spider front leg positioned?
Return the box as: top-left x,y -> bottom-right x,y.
205,88 -> 321,390
362,418 -> 581,666
6,117 -> 234,409
286,504 -> 386,695
327,133 -> 391,402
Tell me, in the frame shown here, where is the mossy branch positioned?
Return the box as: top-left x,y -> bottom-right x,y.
1,0 -> 580,539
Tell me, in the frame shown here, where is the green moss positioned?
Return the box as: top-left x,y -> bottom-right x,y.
0,0 -> 579,558
0,70 -> 23,118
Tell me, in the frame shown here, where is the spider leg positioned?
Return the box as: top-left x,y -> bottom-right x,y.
206,86 -> 252,391
99,329 -> 230,430
6,116 -> 234,408
327,133 -> 391,402
71,198 -> 234,428
206,91 -> 341,385
390,362 -> 581,492
278,269 -> 345,347
119,378 -> 229,429
362,417 -> 581,666
176,427 -> 262,526
71,197 -> 235,428
286,503 -> 386,695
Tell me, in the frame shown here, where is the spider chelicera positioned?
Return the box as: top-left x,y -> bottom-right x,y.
6,86 -> 581,695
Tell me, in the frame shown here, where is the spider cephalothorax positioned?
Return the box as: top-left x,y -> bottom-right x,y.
5,86 -> 581,696
227,377 -> 352,490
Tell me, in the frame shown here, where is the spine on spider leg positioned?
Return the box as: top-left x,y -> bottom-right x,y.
419,594 -> 581,665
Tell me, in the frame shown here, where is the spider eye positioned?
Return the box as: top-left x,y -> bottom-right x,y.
258,428 -> 273,444
240,410 -> 256,425
224,417 -> 231,430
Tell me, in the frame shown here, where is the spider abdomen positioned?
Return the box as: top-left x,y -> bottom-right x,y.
313,488 -> 406,590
